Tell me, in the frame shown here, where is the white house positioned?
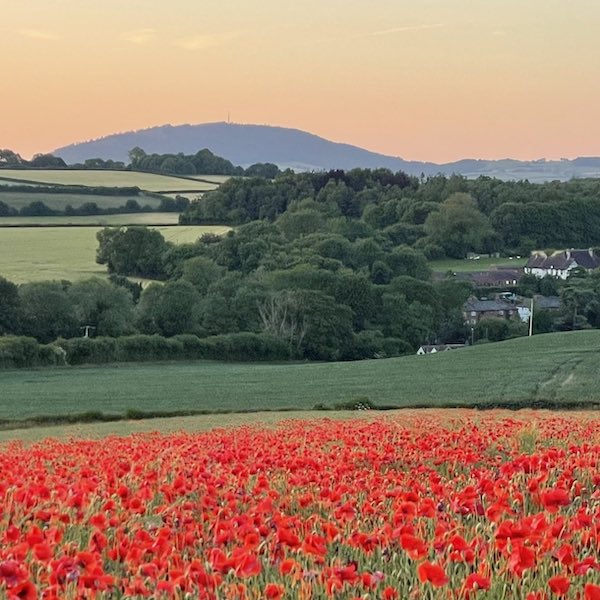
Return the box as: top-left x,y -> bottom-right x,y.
524,249 -> 600,280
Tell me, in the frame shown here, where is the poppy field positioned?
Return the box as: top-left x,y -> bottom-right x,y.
1,410 -> 599,599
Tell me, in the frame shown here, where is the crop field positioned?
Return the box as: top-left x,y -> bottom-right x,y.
0,225 -> 231,282
1,331 -> 599,422
429,257 -> 528,273
0,410 -> 599,598
0,169 -> 220,193
0,213 -> 181,227
183,174 -> 232,184
0,191 -> 162,212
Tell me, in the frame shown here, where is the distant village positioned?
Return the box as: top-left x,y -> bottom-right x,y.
418,248 -> 600,354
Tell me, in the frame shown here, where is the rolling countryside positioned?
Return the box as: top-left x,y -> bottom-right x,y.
1,330 -> 598,426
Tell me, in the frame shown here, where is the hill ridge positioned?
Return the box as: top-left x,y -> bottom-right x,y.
54,122 -> 600,182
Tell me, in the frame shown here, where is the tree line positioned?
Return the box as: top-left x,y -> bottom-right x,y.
179,170 -> 600,257
0,147 -> 282,179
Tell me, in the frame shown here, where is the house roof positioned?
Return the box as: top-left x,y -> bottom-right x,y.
468,269 -> 523,286
534,295 -> 561,310
570,250 -> 600,269
463,297 -> 516,312
526,249 -> 600,271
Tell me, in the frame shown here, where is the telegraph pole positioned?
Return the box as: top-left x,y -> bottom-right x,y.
528,298 -> 534,337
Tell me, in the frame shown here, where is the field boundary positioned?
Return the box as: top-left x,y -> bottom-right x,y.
1,399 -> 599,433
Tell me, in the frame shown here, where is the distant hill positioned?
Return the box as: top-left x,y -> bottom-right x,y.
54,122 -> 600,182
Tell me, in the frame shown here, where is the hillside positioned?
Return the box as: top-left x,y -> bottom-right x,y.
1,331 -> 598,426
53,122 -> 600,182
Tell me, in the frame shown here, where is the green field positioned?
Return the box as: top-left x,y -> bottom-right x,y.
0,170 -> 220,193
1,331 -> 598,425
0,213 -> 181,226
430,257 -> 527,273
0,191 -> 162,212
0,225 -> 231,282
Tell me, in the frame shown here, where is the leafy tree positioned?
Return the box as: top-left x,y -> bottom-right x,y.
0,149 -> 26,165
181,256 -> 224,296
96,227 -> 167,278
137,281 -> 201,336
29,153 -> 66,168
277,209 -> 326,240
67,278 -> 135,336
0,276 -> 20,334
475,317 -> 526,342
244,163 -> 281,178
19,282 -> 78,343
424,193 -> 494,258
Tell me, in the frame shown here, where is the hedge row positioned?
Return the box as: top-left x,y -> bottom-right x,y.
0,333 -> 292,368
0,336 -> 66,369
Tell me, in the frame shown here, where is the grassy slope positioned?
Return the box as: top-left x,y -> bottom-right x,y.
0,225 -> 231,282
0,170 -> 219,192
1,331 -> 598,422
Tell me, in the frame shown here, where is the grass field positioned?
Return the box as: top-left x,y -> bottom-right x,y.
430,256 -> 527,272
0,191 -> 162,212
1,330 -> 598,424
0,213 -> 181,226
0,169 -> 220,193
0,225 -> 231,282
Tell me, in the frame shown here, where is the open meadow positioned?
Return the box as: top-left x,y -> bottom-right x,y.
1,331 -> 599,424
0,169 -> 221,192
0,410 -> 599,598
0,225 -> 231,282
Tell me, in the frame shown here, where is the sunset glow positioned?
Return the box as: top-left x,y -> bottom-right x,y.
3,0 -> 600,162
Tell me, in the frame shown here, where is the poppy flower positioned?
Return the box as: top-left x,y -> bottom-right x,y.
417,561 -> 448,587
548,576 -> 570,596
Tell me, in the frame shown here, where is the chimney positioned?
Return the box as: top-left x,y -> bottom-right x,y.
589,248 -> 594,258
566,249 -> 571,260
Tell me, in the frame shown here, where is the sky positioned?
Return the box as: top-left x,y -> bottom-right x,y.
2,0 -> 600,163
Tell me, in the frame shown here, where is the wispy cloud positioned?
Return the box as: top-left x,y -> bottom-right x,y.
18,28 -> 61,41
174,32 -> 237,51
121,28 -> 156,45
360,23 -> 446,37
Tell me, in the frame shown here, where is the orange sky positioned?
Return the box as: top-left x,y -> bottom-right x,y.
2,0 -> 599,163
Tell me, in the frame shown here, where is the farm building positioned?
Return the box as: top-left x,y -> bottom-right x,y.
524,249 -> 600,279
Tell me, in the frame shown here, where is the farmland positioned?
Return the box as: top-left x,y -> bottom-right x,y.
0,169 -> 222,192
0,213 -> 182,226
0,190 -> 162,212
0,225 -> 231,282
0,411 -> 599,598
1,331 -> 599,424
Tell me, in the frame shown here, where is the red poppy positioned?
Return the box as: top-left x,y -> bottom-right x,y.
585,584 -> 600,600
417,561 -> 448,587
548,576 -> 570,596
